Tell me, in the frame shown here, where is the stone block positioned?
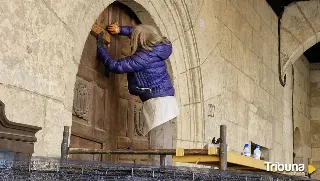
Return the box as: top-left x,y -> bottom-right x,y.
235,16 -> 253,50
311,148 -> 320,162
284,150 -> 292,164
200,51 -> 226,101
310,71 -> 320,83
259,63 -> 274,95
272,53 -> 279,75
193,7 -> 223,62
221,1 -> 238,33
297,0 -> 320,33
219,26 -> 233,62
283,115 -> 293,136
237,125 -> 248,153
248,111 -> 267,147
280,27 -> 301,62
311,107 -> 320,120
224,62 -> 238,93
283,100 -> 292,119
43,99 -> 72,157
252,30 -> 264,59
253,0 -> 274,29
282,4 -> 316,45
283,133 -> 293,154
179,105 -> 191,141
237,73 -> 255,103
253,86 -> 270,114
0,85 -> 45,127
230,0 -> 260,31
273,142 -> 284,163
236,97 -> 249,128
223,91 -> 238,124
0,0 -> 74,101
275,121 -> 283,144
230,34 -> 245,71
262,42 -> 273,71
311,120 -> 320,148
177,72 -> 189,105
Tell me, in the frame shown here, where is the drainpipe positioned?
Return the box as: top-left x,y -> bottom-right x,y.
278,17 -> 286,87
292,64 -> 295,163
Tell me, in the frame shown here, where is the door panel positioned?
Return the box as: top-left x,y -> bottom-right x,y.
71,2 -> 150,163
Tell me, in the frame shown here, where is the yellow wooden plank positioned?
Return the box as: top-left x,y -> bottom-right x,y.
173,155 -> 219,163
208,147 -> 218,155
172,151 -> 267,171
176,148 -> 184,156
227,152 -> 267,170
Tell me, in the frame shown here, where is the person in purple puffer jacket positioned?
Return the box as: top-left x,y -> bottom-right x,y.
97,24 -> 179,166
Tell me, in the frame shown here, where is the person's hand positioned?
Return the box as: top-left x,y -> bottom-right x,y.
107,23 -> 120,34
97,32 -> 104,49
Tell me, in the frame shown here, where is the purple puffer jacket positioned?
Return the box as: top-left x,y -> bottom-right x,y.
97,26 -> 175,102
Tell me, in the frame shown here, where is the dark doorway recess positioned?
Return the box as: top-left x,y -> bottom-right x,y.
266,0 -> 309,17
304,42 -> 320,63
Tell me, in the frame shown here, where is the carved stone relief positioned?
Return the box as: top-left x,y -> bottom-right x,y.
134,102 -> 144,137
72,77 -> 93,121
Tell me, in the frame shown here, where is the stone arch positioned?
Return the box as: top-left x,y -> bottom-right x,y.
293,127 -> 303,164
67,0 -> 204,146
281,0 -> 320,72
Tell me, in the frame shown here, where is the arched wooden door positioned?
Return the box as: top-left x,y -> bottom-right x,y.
70,2 -> 150,164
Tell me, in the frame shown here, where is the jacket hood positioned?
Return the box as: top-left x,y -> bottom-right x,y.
152,42 -> 172,60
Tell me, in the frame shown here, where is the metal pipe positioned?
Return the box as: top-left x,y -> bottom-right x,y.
160,155 -> 166,168
61,126 -> 70,161
278,16 -> 286,87
219,124 -> 227,170
68,148 -> 208,155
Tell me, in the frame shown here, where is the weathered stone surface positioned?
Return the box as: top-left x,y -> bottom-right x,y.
312,148 -> 320,162
0,84 -> 45,127
200,50 -> 226,101
194,8 -> 224,62
282,4 -> 315,47
274,142 -> 284,164
297,0 -> 320,33
0,0 -> 74,101
43,99 -> 72,157
1,0 -> 312,162
280,28 -> 301,61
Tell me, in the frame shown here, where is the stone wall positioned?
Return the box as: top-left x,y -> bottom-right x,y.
0,0 -> 314,165
197,0 -> 282,162
281,0 -> 320,71
309,64 -> 320,178
292,55 -> 311,168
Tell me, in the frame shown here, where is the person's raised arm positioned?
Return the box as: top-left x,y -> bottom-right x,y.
97,33 -> 147,73
98,47 -> 147,73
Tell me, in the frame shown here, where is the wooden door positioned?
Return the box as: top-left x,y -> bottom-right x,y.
70,2 -> 150,164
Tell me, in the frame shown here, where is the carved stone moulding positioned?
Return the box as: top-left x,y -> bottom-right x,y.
0,100 -> 42,154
